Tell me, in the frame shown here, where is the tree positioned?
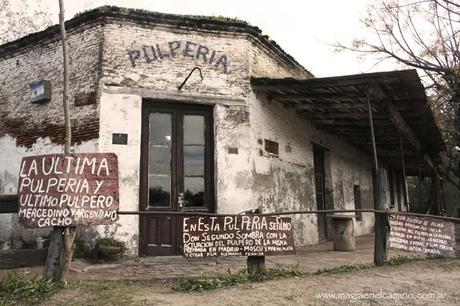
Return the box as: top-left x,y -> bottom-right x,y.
0,0 -> 52,44
337,0 -> 460,189
43,0 -> 75,284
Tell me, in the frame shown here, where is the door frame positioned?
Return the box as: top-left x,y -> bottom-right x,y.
138,99 -> 215,256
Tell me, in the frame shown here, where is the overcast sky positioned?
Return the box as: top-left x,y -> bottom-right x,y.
41,0 -> 390,77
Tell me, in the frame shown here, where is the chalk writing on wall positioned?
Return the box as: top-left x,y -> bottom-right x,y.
17,153 -> 119,228
127,40 -> 229,73
388,214 -> 456,256
183,215 -> 295,258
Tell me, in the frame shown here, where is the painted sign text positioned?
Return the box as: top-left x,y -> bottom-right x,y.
17,153 -> 119,228
128,40 -> 229,73
388,214 -> 456,256
183,215 -> 295,258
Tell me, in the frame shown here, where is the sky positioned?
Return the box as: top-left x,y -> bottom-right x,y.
40,0 -> 389,77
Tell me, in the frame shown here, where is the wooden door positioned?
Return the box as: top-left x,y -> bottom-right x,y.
139,102 -> 214,256
313,145 -> 328,241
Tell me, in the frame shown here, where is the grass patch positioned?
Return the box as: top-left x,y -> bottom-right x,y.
313,255 -> 456,276
66,280 -> 136,306
0,273 -> 61,305
385,254 -> 456,266
313,263 -> 371,275
174,266 -> 307,292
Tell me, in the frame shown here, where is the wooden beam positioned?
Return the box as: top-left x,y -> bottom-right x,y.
304,112 -> 389,120
295,102 -> 370,109
386,102 -> 422,151
314,119 -> 393,126
0,194 -> 18,214
385,101 -> 434,169
269,91 -> 366,100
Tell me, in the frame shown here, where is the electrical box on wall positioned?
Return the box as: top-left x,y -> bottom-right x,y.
30,80 -> 51,104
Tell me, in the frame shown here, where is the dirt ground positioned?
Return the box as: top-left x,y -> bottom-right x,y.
44,258 -> 460,306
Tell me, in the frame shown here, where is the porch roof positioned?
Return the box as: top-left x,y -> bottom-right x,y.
251,69 -> 443,176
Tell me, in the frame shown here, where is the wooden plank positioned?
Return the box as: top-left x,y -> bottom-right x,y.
0,194 -> 18,214
0,249 -> 48,268
251,71 -> 406,92
388,215 -> 455,256
295,102 -> 371,110
269,91 -> 366,100
314,119 -> 393,126
18,153 -> 119,228
182,215 -> 295,258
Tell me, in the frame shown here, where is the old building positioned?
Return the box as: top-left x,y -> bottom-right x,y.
0,7 -> 442,256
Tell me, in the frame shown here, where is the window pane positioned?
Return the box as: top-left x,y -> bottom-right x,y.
150,146 -> 170,174
150,113 -> 172,145
184,177 -> 204,207
184,146 -> 204,176
183,115 -> 204,145
148,175 -> 171,207
148,112 -> 172,207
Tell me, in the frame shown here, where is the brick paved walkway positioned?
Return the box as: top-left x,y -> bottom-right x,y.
2,229 -> 458,281
63,235 -> 375,280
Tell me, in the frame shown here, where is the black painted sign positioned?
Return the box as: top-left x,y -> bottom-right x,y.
183,215 -> 295,258
127,40 -> 229,73
388,214 -> 456,256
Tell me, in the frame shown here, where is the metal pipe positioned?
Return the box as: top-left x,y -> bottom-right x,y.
116,209 -> 460,223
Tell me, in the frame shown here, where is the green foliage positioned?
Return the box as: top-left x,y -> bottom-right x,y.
94,237 -> 127,260
185,14 -> 249,26
174,266 -> 307,292
385,255 -> 421,266
73,238 -> 92,259
0,273 -> 61,305
314,263 -> 371,275
73,237 -> 127,261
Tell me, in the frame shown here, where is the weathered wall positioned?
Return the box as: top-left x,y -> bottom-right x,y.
96,21 -> 258,253
247,39 -> 375,243
247,92 -> 376,243
96,92 -> 142,254
0,23 -> 103,244
102,21 -> 251,99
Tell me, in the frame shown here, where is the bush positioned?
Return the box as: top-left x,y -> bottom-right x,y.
73,237 -> 127,261
174,267 -> 307,292
0,273 -> 61,305
73,239 -> 92,259
94,238 -> 127,260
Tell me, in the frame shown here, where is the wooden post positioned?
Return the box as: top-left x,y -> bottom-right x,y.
44,0 -> 76,283
247,208 -> 265,274
373,169 -> 387,265
431,168 -> 442,215
398,130 -> 410,211
366,89 -> 387,266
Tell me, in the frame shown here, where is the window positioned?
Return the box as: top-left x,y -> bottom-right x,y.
353,184 -> 362,221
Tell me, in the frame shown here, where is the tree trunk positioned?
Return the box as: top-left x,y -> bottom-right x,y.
43,0 -> 74,283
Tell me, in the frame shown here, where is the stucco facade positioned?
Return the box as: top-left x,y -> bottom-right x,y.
0,7 -> 389,255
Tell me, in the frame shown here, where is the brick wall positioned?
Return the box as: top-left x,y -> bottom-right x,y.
0,23 -> 103,148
